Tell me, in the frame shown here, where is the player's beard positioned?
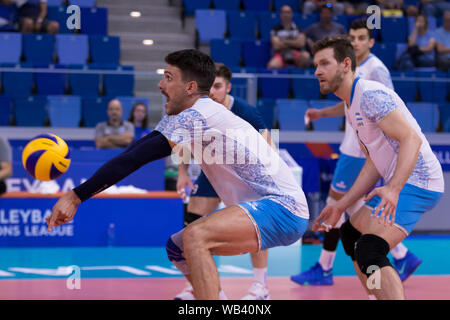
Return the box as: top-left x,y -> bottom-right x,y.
320,69 -> 343,95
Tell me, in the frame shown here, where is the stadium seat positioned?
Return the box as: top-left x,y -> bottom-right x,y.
116,96 -> 150,121
371,42 -> 397,70
47,95 -> 82,127
242,39 -> 271,68
230,66 -> 258,100
47,0 -> 64,5
195,9 -> 226,44
68,64 -> 100,97
22,34 -> 55,64
82,96 -> 109,127
293,13 -> 319,31
103,65 -> 134,96
56,34 -> 89,65
258,68 -> 290,99
416,71 -> 447,103
391,71 -> 417,102
333,15 -> 348,31
439,104 -> 450,132
242,0 -> 271,11
276,99 -> 308,130
274,0 -> 301,12
81,7 -> 108,35
291,69 -> 321,100
212,0 -> 240,10
89,35 -> 120,65
69,0 -> 96,7
47,5 -> 74,34
0,4 -> 15,31
1,64 -> 34,98
0,33 -> 21,64
184,0 -> 211,15
210,38 -> 242,68
35,64 -> 67,95
227,11 -> 257,39
257,12 -> 280,40
0,96 -> 12,126
381,17 -> 407,43
13,96 -> 47,127
256,98 -> 275,129
308,100 -> 343,131
407,102 -> 439,132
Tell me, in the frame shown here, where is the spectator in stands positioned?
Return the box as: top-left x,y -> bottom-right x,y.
2,0 -> 59,34
304,5 -> 347,51
267,5 -> 311,69
435,10 -> 450,71
128,102 -> 152,143
0,136 -> 12,196
95,99 -> 134,149
397,14 -> 436,69
303,0 -> 345,15
421,0 -> 450,17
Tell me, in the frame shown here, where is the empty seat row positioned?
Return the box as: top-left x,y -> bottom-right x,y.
48,0 -> 97,7
0,64 -> 134,97
185,0 -> 289,15
0,95 -> 148,127
0,33 -> 120,65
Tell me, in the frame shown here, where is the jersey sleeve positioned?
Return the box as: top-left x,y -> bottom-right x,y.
360,89 -> 398,123
369,67 -> 394,90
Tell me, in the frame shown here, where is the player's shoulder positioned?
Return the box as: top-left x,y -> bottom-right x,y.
232,96 -> 254,110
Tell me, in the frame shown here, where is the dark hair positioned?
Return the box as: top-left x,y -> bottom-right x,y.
165,49 -> 216,95
350,18 -> 373,39
128,102 -> 148,128
312,36 -> 357,72
319,4 -> 333,13
214,62 -> 232,82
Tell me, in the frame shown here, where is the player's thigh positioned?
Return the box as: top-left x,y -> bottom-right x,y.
187,196 -> 221,216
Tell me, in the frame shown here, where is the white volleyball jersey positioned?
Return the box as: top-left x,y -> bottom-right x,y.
156,97 -> 309,219
345,78 -> 444,193
340,54 -> 394,158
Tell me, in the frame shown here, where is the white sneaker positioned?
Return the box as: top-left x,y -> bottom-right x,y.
241,282 -> 270,300
174,284 -> 195,300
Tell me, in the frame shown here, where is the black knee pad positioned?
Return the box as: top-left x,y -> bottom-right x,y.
339,220 -> 361,260
354,234 -> 392,277
184,211 -> 203,227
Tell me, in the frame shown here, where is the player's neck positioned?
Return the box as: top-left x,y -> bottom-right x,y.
357,51 -> 371,66
334,73 -> 356,106
224,95 -> 231,109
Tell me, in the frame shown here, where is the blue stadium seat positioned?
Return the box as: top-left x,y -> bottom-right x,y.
274,0 -> 301,12
1,64 -> 34,98
276,99 -> 308,130
116,96 -> 150,121
81,7 -> 108,35
0,4 -> 15,31
0,33 -> 21,64
229,66 -> 258,100
184,0 -> 211,15
242,0 -> 271,11
258,68 -> 290,99
257,12 -> 280,40
56,34 -> 88,65
47,0 -> 64,5
416,71 -> 447,103
242,39 -> 271,68
407,102 -> 439,132
439,104 -> 450,132
308,100 -> 343,131
371,42 -> 397,70
13,96 -> 47,126
381,17 -> 407,43
195,9 -> 226,44
291,69 -> 321,100
333,15 -> 348,31
103,65 -> 134,96
68,64 -> 100,97
212,0 -> 240,10
69,0 -> 96,7
23,34 -> 55,64
82,96 -> 109,127
256,98 -> 275,128
35,64 -> 67,95
47,5 -> 74,34
210,38 -> 242,68
0,96 -> 12,126
293,13 -> 319,31
47,95 -> 82,127
391,71 -> 417,102
89,35 -> 120,65
227,11 -> 257,39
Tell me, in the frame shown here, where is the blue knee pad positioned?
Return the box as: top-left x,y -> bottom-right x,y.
166,230 -> 189,275
354,234 -> 392,277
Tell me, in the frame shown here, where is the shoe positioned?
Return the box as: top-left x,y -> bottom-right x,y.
241,282 -> 270,300
393,251 -> 422,282
290,262 -> 334,286
174,284 -> 195,300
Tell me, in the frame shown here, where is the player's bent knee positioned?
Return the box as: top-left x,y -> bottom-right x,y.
166,231 -> 189,274
340,219 -> 362,260
354,234 -> 392,277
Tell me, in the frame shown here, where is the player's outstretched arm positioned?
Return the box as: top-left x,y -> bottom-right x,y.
305,101 -> 345,124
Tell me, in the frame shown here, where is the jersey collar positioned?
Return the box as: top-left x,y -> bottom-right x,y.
350,77 -> 360,106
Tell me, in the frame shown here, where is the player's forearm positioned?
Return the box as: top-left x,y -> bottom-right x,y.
320,101 -> 345,118
387,132 -> 422,193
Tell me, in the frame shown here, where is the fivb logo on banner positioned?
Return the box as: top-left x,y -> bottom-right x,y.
66,5 -> 81,31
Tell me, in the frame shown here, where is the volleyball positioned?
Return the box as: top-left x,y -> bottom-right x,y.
22,133 -> 71,181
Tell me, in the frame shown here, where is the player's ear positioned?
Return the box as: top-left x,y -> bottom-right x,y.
344,57 -> 352,72
185,80 -> 198,95
226,81 -> 232,94
369,38 -> 375,49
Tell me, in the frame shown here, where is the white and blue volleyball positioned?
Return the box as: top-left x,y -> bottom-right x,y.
22,133 -> 71,181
